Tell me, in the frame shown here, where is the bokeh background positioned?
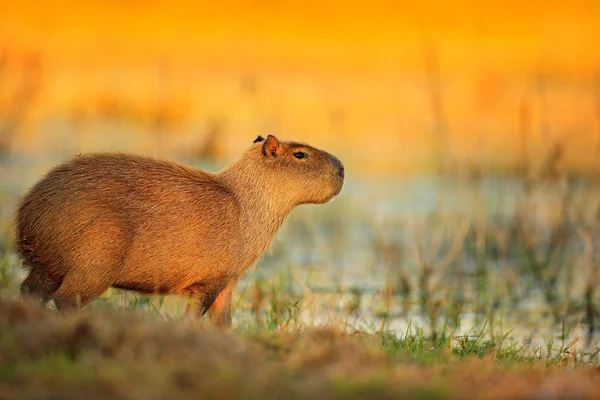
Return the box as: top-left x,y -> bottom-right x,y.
1,0 -> 599,173
0,1 -> 599,353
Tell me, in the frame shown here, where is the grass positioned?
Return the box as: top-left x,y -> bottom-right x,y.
1,297 -> 599,400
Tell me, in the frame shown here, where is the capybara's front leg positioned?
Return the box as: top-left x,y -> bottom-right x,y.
184,280 -> 235,327
208,280 -> 236,327
184,282 -> 222,320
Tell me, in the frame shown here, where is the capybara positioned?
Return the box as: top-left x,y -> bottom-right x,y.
15,135 -> 344,326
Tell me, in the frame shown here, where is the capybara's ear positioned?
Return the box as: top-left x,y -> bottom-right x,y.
262,135 -> 280,157
253,135 -> 265,143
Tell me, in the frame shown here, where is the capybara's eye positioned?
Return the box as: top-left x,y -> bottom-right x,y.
293,152 -> 307,160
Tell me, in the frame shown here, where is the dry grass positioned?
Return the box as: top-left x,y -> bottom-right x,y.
0,298 -> 599,400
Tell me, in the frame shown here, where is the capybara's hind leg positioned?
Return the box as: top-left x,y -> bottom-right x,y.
51,219 -> 126,312
52,272 -> 112,312
20,269 -> 62,306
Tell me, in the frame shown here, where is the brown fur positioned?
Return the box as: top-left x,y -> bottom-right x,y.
14,135 -> 344,326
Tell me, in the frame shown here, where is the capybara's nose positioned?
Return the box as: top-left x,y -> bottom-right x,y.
330,155 -> 344,179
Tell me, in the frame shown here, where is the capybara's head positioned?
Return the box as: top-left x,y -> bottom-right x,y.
252,135 -> 344,205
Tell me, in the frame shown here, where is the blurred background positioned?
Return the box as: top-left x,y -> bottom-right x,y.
0,1 -> 599,354
1,0 -> 599,172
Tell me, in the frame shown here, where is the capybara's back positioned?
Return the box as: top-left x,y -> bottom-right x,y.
15,135 -> 344,325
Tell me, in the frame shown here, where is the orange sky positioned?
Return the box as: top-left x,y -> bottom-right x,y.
1,1 -> 599,173
3,1 -> 599,67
